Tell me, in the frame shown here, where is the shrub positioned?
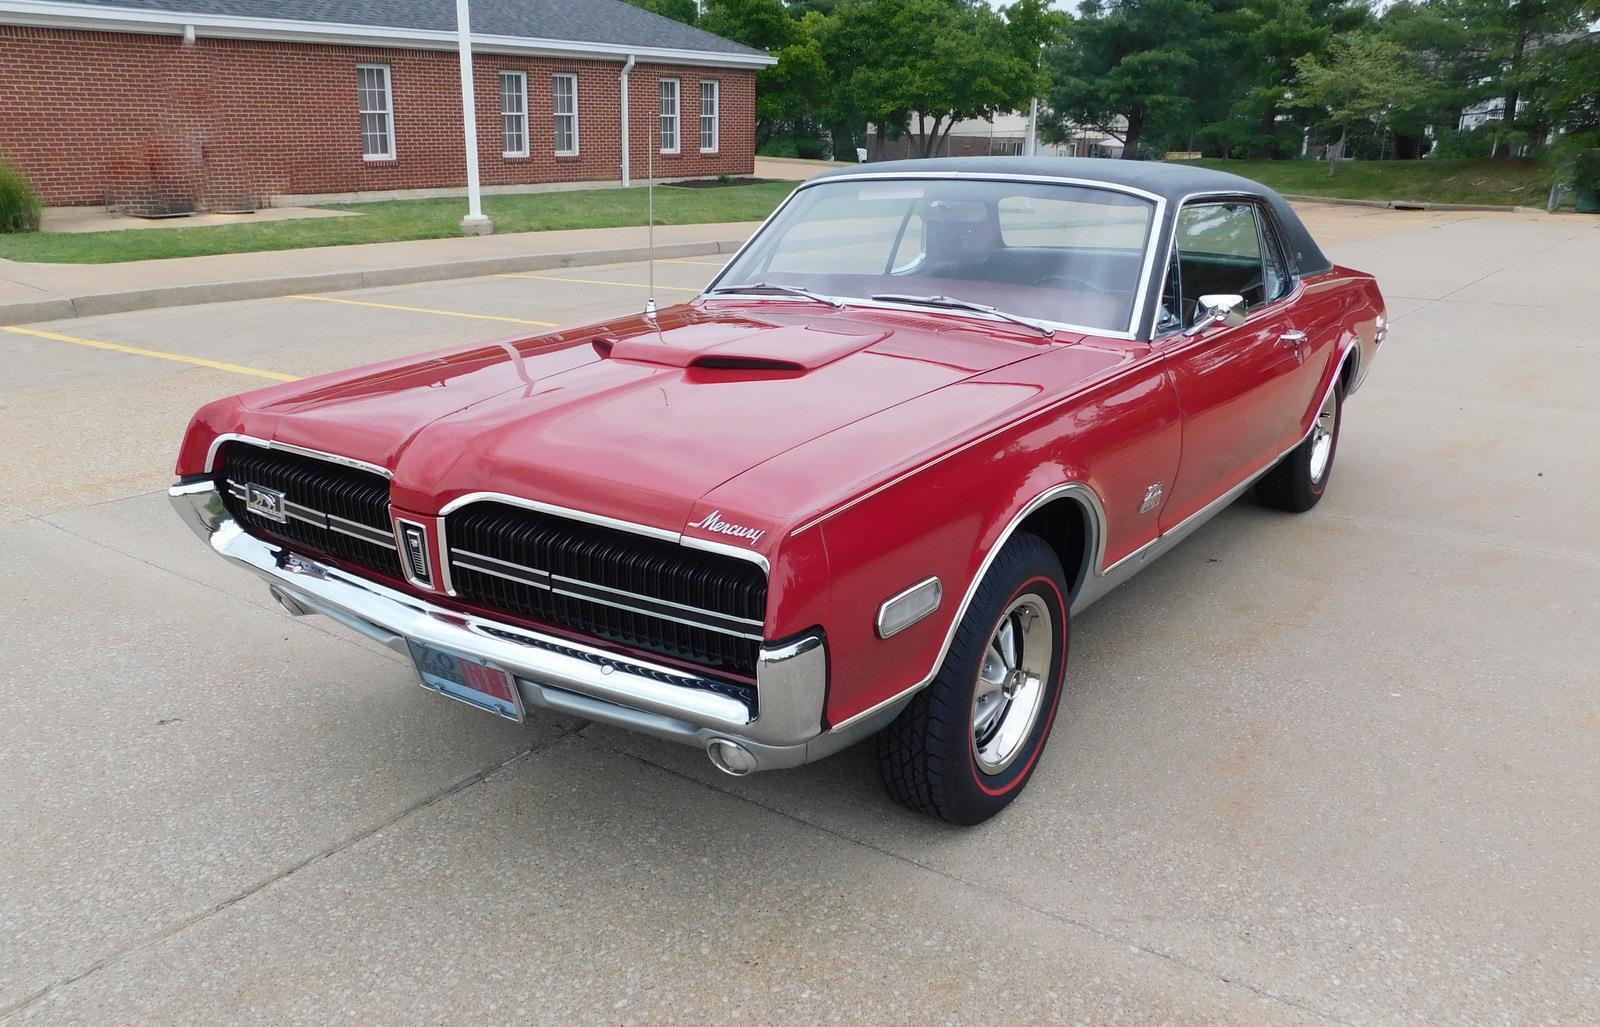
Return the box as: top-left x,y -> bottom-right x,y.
1432,126 -> 1501,160
0,157 -> 42,234
795,137 -> 827,160
1570,149 -> 1600,196
758,137 -> 800,158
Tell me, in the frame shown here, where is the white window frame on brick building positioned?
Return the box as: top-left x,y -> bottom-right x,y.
699,79 -> 719,153
660,78 -> 680,154
501,70 -> 528,158
358,63 -> 396,161
553,73 -> 579,156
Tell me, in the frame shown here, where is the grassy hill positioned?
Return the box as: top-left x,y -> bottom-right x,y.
1188,158 -> 1552,208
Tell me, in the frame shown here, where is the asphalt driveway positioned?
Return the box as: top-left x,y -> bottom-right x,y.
2,207 -> 1596,1024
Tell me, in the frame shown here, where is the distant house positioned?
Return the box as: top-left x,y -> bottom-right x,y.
1458,98 -> 1528,132
866,113 -> 1126,160
0,0 -> 774,211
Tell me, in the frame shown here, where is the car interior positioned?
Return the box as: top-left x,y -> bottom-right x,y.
1159,202 -> 1290,333
747,191 -> 1151,333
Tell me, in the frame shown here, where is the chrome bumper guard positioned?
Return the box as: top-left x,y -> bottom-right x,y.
170,480 -> 882,771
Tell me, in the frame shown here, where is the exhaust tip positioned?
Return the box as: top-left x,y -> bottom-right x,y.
269,585 -> 311,617
706,737 -> 758,777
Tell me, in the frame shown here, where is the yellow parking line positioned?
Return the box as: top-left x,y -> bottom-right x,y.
497,273 -> 701,293
287,294 -> 558,326
2,324 -> 301,382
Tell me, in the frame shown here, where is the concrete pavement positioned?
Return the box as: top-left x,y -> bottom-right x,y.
2,208 -> 1598,1024
0,154 -> 846,327
0,221 -> 761,326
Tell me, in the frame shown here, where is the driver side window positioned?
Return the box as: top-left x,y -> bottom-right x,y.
1167,202 -> 1286,330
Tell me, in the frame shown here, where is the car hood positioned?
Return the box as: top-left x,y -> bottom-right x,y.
234,304 -> 1052,535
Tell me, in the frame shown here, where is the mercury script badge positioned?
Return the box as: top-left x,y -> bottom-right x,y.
691,510 -> 764,546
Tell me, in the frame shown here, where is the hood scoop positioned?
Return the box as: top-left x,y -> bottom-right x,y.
593,320 -> 891,374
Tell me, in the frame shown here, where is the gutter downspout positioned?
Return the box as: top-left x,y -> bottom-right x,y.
620,54 -> 637,187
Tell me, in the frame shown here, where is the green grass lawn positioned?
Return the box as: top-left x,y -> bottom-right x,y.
0,180 -> 796,264
1189,158 -> 1552,208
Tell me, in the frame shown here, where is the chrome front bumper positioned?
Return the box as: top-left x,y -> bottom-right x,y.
170,480 -> 887,771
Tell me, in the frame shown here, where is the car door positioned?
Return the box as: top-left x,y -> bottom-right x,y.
1156,199 -> 1324,530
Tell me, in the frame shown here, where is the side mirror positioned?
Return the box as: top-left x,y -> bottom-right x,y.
1184,293 -> 1247,336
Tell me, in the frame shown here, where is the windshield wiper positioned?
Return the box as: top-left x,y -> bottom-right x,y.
869,293 -> 1055,338
707,282 -> 844,308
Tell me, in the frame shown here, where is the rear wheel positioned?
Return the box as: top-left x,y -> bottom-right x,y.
875,533 -> 1069,826
1256,382 -> 1342,513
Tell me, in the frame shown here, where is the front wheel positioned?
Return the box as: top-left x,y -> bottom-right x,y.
1256,381 -> 1343,513
875,533 -> 1069,826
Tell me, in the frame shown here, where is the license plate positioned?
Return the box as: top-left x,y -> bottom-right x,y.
406,640 -> 523,722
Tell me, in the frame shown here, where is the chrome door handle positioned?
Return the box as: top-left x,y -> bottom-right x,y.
1279,330 -> 1308,345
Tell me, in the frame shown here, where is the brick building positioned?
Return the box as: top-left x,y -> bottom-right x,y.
0,0 -> 772,211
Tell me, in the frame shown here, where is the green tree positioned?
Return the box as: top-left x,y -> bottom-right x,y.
1291,32 -> 1433,164
699,0 -> 822,143
1043,0 -> 1224,158
1384,0 -> 1591,154
825,0 -> 1055,157
1377,0 -> 1497,138
1487,0 -> 1590,153
1525,20 -> 1600,138
1234,0 -> 1371,146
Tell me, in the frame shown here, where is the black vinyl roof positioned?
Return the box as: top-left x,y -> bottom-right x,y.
817,156 -> 1334,279
57,0 -> 766,58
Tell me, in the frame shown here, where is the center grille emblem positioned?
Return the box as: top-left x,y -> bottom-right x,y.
244,484 -> 287,523
395,518 -> 434,588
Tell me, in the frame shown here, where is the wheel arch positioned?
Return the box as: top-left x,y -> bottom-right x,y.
828,479 -> 1109,733
1338,338 -> 1361,397
1013,486 -> 1104,605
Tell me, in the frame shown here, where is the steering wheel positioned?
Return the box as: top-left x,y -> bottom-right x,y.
1028,274 -> 1110,294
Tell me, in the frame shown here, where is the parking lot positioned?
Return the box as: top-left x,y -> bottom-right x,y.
3,204 -> 1597,1024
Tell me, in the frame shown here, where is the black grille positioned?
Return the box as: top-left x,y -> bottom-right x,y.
219,443 -> 401,580
446,502 -> 767,676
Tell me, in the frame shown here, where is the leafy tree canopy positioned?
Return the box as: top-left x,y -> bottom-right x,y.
824,0 -> 1063,157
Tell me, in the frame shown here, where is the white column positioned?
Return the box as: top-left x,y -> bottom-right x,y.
620,54 -> 636,187
455,0 -> 492,234
1026,97 -> 1039,157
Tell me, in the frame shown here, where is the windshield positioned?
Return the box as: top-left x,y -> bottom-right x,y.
711,178 -> 1156,334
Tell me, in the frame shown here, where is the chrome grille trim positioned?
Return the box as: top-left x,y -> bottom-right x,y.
548,574 -> 764,631
226,479 -> 397,551
218,442 -> 400,578
444,500 -> 768,676
444,548 -> 763,640
545,584 -> 764,641
327,513 -> 398,549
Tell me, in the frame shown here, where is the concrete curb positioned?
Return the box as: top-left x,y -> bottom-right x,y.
0,237 -> 747,327
1283,193 -> 1541,213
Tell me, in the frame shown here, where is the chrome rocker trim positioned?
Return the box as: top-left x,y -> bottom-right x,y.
170,481 -> 877,772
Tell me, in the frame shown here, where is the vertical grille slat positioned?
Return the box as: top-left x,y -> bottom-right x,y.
446,502 -> 767,677
218,443 -> 401,580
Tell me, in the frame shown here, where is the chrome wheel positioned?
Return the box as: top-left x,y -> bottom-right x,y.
971,595 -> 1053,776
1308,389 -> 1338,484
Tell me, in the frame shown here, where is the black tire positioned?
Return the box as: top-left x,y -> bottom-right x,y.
875,532 -> 1070,826
1256,382 -> 1343,513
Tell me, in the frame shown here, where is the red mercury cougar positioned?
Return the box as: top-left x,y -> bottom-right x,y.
172,158 -> 1386,825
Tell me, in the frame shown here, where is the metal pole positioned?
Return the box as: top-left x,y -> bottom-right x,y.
1026,97 -> 1038,157
646,124 -> 656,317
455,0 -> 492,234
